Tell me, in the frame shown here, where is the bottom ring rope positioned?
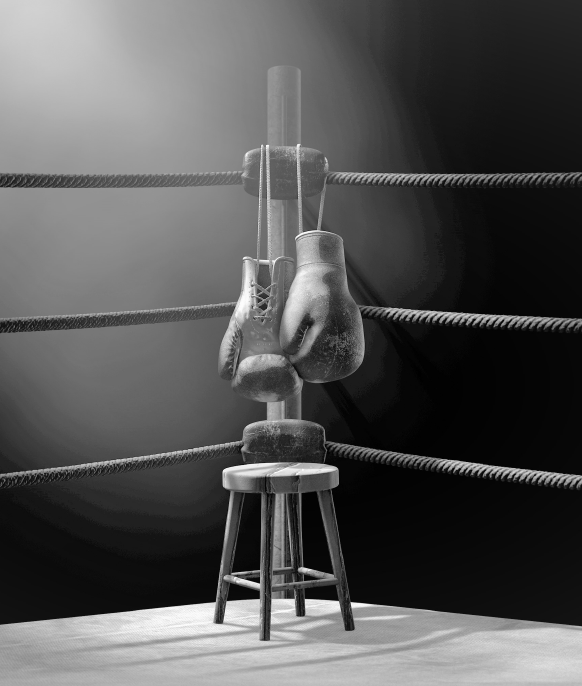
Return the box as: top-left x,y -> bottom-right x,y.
0,442 -> 243,490
325,442 -> 582,491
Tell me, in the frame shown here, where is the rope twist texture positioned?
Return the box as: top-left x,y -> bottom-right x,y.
326,442 -> 582,491
326,171 -> 582,189
3,440 -> 581,492
0,442 -> 243,490
1,304 -> 580,335
360,306 -> 582,333
0,302 -> 236,333
3,171 -> 582,189
0,172 -> 243,189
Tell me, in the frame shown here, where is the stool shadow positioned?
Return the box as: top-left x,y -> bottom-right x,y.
79,602 -> 578,671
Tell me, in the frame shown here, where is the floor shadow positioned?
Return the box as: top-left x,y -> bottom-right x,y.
59,601 -> 581,673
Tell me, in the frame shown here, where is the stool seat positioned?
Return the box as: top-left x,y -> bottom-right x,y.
222,462 -> 339,494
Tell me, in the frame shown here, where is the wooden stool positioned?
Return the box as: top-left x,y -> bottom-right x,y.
214,462 -> 355,640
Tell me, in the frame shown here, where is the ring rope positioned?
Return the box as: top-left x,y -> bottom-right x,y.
2,171 -> 582,189
326,442 -> 582,491
360,305 -> 582,333
325,171 -> 582,189
0,441 -> 243,490
0,302 -> 236,333
2,439 -> 580,492
0,171 -> 244,189
0,304 -> 580,334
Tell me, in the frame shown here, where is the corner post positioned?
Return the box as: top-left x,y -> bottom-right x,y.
267,66 -> 302,598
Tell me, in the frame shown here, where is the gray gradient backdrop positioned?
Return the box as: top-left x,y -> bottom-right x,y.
1,0 -> 582,626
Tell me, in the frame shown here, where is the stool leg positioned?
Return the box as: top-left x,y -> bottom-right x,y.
260,492 -> 275,641
317,489 -> 355,631
214,491 -> 245,624
286,493 -> 306,617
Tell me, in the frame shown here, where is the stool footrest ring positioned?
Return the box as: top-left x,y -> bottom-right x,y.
223,575 -> 261,591
297,566 -> 335,580
230,566 -> 294,579
272,578 -> 339,592
224,566 -> 338,593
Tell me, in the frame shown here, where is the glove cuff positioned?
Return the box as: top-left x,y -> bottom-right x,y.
295,230 -> 345,269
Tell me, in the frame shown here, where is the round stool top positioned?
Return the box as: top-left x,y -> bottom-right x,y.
223,462 -> 339,494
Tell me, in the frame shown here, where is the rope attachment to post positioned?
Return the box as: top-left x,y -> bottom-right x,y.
242,146 -> 328,199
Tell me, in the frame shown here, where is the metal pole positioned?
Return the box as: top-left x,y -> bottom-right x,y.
267,66 -> 301,599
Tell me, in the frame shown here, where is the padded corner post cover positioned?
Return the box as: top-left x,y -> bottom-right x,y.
241,419 -> 327,464
242,146 -> 328,199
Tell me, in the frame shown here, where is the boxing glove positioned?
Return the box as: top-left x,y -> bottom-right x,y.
218,256 -> 303,402
280,230 -> 365,383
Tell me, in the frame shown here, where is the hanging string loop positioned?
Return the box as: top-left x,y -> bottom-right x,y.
297,143 -> 303,233
251,144 -> 274,321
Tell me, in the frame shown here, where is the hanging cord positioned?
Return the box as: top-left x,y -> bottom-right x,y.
296,144 -> 326,232
266,144 -> 273,275
251,144 -> 273,322
316,174 -> 327,231
297,144 -> 303,233
255,145 -> 264,281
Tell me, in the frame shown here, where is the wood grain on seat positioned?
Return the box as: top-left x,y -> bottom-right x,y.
222,462 -> 339,493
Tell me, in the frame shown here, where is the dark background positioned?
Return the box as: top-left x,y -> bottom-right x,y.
1,0 -> 582,627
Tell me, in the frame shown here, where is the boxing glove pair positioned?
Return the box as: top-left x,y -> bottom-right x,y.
219,230 -> 365,402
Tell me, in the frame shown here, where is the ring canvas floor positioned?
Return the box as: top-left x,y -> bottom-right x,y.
1,599 -> 581,685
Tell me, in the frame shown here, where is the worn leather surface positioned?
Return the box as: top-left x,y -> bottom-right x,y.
280,231 -> 365,383
218,256 -> 302,402
241,419 -> 327,464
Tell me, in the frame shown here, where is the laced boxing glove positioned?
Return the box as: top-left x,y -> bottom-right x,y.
218,255 -> 303,402
279,230 -> 365,383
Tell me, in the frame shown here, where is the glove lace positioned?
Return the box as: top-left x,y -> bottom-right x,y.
250,281 -> 274,321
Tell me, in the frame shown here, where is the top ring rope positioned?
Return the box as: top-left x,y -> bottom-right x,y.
325,171 -> 582,189
2,171 -> 582,189
0,172 -> 244,189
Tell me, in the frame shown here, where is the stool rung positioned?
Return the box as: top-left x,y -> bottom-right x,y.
298,566 -> 335,580
272,578 -> 339,592
224,572 -> 339,593
224,575 -> 261,591
229,566 -> 294,579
